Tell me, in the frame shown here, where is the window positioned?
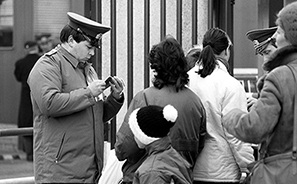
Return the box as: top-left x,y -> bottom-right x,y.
0,0 -> 13,47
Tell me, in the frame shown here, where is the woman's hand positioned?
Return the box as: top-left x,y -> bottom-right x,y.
247,96 -> 257,111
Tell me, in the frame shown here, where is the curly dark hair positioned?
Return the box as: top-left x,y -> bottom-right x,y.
148,35 -> 189,92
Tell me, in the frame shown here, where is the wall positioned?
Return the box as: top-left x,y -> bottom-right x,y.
0,0 -> 34,125
0,0 -> 84,125
99,0 -> 209,130
33,0 -> 84,45
1,0 -> 209,127
233,0 -> 258,69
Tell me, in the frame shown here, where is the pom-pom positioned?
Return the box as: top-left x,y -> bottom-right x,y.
163,105 -> 178,122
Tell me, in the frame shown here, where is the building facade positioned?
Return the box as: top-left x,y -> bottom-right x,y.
0,0 -> 291,146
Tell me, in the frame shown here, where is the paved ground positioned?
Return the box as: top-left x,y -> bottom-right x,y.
0,123 -> 112,182
0,159 -> 33,180
0,123 -> 34,181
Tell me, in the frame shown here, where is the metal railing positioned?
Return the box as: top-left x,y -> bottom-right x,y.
0,127 -> 33,137
0,177 -> 34,184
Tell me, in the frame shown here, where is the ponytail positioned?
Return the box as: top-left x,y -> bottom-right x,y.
196,27 -> 230,78
197,45 -> 217,78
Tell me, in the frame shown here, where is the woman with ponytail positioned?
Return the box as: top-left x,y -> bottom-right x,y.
188,28 -> 254,184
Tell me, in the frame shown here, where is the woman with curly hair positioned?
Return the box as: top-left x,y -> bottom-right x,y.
115,35 -> 207,184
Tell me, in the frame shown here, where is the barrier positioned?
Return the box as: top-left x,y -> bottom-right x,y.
0,177 -> 34,184
0,127 -> 33,137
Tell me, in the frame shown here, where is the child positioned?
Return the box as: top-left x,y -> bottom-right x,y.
128,104 -> 192,184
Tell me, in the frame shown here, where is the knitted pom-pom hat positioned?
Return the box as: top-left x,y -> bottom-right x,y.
129,105 -> 178,145
276,1 -> 297,45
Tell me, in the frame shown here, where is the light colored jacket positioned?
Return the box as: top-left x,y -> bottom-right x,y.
188,61 -> 254,182
27,45 -> 123,183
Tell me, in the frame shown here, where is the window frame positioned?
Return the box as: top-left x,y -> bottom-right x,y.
0,0 -> 14,50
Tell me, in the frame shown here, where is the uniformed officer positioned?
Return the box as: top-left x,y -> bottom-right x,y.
28,12 -> 125,183
245,27 -> 278,110
246,27 -> 277,61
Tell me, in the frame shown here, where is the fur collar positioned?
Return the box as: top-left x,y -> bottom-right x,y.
263,45 -> 297,72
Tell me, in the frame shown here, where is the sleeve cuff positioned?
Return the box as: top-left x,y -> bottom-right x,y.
112,92 -> 124,103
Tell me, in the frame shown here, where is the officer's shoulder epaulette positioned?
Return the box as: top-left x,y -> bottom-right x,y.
45,49 -> 58,56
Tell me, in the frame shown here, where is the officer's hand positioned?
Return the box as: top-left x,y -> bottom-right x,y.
109,76 -> 125,100
88,79 -> 106,97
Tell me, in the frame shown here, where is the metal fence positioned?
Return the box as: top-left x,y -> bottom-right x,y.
0,128 -> 33,137
0,177 -> 34,184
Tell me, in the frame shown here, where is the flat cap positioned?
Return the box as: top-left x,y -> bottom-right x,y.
24,41 -> 37,49
246,27 -> 277,43
35,33 -> 51,41
246,27 -> 277,55
67,12 -> 111,38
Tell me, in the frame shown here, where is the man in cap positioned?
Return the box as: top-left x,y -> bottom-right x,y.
246,26 -> 277,64
35,33 -> 53,55
245,27 -> 278,110
28,12 -> 125,183
14,41 -> 40,161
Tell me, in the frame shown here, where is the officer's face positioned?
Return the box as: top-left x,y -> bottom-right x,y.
262,44 -> 277,63
72,40 -> 95,62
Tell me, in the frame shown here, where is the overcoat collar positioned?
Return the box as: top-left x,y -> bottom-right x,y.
57,45 -> 82,69
264,45 -> 297,72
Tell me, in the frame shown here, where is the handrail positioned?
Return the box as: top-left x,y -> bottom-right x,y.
0,176 -> 34,184
0,127 -> 33,137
